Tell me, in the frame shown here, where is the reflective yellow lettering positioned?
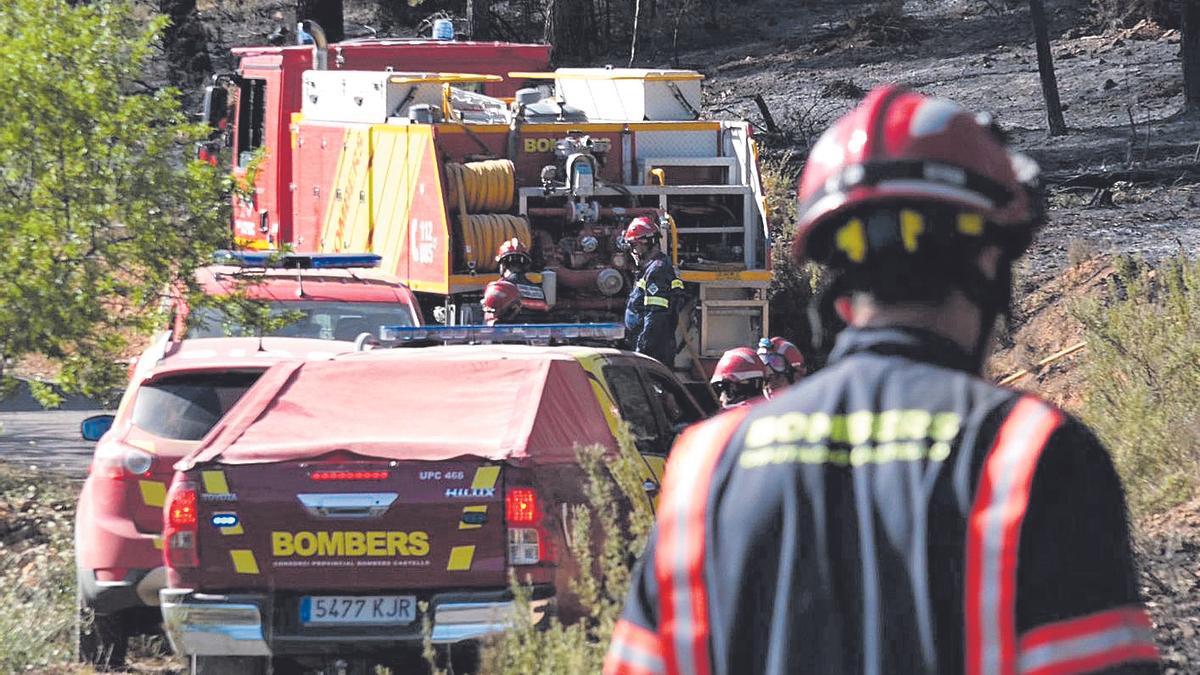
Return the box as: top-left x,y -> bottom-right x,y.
846,411 -> 874,445
272,532 -> 294,556
899,410 -> 932,440
849,445 -> 873,466
799,445 -> 829,464
408,531 -> 430,557
898,442 -> 923,461
777,413 -> 808,443
346,531 -> 366,556
875,442 -> 898,464
387,532 -> 409,556
805,413 -> 831,443
524,139 -> 538,153
745,418 -> 777,447
367,531 -> 387,556
293,531 -> 317,557
930,413 -> 961,442
829,415 -> 849,443
317,531 -> 343,556
874,410 -> 901,443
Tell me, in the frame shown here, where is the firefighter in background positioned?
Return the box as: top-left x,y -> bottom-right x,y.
757,336 -> 806,397
710,347 -> 767,409
623,217 -> 684,367
495,238 -> 548,316
606,87 -> 1159,675
481,279 -> 522,325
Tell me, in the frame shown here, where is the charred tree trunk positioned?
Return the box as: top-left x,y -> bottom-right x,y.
467,0 -> 493,40
629,0 -> 643,66
1029,0 -> 1067,135
1184,0 -> 1200,113
545,0 -> 592,63
297,0 -> 344,43
158,0 -> 211,85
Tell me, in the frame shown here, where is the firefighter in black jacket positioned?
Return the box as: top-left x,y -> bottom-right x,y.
606,86 -> 1160,675
623,217 -> 684,367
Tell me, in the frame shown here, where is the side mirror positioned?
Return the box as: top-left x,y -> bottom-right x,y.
80,414 -> 115,442
201,84 -> 229,129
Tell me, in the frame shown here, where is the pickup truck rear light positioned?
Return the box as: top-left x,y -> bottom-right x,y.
507,528 -> 540,565
164,480 -> 199,568
505,488 -> 540,524
309,470 -> 390,481
506,488 -> 549,565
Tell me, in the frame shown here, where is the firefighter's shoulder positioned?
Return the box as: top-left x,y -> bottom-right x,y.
667,405 -> 754,466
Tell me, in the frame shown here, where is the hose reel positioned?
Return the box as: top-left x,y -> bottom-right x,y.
445,159 -> 528,272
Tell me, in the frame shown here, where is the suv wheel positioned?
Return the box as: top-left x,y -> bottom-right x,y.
76,593 -> 128,669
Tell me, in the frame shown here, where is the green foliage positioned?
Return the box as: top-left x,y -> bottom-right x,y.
420,432 -> 655,675
1072,255 -> 1200,516
761,153 -> 824,364
0,0 -> 231,398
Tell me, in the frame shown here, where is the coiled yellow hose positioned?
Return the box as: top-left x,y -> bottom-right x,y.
445,158 -> 525,272
460,213 -> 530,273
445,159 -> 515,213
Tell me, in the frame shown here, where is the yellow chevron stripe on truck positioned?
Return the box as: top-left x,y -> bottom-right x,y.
321,127 -> 373,253
446,545 -> 475,571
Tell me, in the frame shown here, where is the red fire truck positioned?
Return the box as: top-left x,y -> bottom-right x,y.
202,33 -> 771,379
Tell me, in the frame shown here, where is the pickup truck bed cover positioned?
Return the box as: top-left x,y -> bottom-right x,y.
178,345 -> 620,469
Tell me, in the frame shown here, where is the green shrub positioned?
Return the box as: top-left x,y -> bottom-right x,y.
1072,255 -> 1200,516
423,434 -> 654,675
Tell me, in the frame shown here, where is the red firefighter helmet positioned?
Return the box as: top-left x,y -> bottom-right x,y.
622,217 -> 660,244
495,238 -> 532,266
710,347 -> 768,385
757,337 -> 805,376
482,280 -> 522,323
792,85 -> 1042,266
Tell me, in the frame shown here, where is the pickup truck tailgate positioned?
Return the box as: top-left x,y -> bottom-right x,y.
189,460 -> 506,591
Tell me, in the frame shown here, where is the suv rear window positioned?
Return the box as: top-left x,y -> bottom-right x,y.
132,370 -> 263,441
188,300 -> 417,341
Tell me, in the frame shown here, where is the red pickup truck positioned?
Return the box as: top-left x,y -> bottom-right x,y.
161,341 -> 706,674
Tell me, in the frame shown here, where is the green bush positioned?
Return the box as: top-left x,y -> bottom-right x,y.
1072,255 -> 1200,516
423,434 -> 654,675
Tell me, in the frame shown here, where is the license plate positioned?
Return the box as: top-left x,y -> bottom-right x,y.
300,595 -> 417,625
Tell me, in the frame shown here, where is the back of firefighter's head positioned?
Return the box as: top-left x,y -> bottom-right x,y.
623,217 -> 661,265
711,347 -> 767,408
496,238 -> 532,277
791,86 -> 1044,366
482,280 -> 522,325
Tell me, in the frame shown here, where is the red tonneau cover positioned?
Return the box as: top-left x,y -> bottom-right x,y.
179,345 -> 616,469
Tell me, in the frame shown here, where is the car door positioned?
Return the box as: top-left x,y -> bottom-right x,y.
600,360 -> 672,494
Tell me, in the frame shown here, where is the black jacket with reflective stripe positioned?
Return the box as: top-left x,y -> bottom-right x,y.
610,327 -> 1157,675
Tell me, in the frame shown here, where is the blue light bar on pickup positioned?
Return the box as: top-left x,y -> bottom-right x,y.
379,323 -> 625,344
213,250 -> 382,269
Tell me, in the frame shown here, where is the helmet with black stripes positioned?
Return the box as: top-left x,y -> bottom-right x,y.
791,85 -> 1043,269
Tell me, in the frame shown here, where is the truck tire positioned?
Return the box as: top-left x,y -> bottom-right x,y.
191,655 -> 269,674
76,595 -> 127,670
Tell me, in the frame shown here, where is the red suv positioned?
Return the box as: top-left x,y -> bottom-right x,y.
75,336 -> 356,667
